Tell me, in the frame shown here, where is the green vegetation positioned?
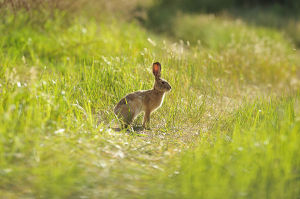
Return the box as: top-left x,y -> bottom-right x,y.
147,1 -> 300,47
147,96 -> 300,198
0,1 -> 299,198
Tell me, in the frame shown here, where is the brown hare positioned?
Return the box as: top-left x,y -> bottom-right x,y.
114,62 -> 171,129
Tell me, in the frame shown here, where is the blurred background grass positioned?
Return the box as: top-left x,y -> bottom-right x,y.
0,0 -> 299,198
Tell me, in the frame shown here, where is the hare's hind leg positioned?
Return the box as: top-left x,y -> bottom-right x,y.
114,96 -> 143,129
115,104 -> 135,129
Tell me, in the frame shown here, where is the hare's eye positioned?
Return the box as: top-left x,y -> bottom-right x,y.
162,82 -> 165,84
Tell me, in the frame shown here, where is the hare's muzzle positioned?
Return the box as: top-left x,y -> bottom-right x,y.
167,85 -> 172,91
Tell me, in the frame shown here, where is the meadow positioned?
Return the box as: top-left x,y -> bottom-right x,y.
0,1 -> 299,198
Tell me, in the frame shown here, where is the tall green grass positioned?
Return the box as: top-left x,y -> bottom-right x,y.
147,95 -> 300,199
147,12 -> 299,86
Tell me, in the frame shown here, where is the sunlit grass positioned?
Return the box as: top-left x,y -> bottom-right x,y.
0,10 -> 299,198
147,95 -> 300,199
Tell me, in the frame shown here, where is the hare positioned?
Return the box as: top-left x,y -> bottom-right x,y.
114,62 -> 171,129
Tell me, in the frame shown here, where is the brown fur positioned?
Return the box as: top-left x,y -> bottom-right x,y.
114,62 -> 171,129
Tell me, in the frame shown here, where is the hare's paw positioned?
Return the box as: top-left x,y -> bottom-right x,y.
142,124 -> 151,130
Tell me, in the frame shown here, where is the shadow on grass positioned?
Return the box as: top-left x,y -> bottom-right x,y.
143,3 -> 300,47
228,7 -> 300,46
112,126 -> 145,132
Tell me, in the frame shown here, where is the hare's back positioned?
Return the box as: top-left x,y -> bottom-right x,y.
117,92 -> 144,107
126,91 -> 145,106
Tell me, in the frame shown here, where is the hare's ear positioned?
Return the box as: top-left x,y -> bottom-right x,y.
152,62 -> 161,78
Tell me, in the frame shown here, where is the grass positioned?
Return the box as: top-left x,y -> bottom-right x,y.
0,7 -> 299,198
146,95 -> 300,198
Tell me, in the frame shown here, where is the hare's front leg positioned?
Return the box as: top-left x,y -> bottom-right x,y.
143,110 -> 151,129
